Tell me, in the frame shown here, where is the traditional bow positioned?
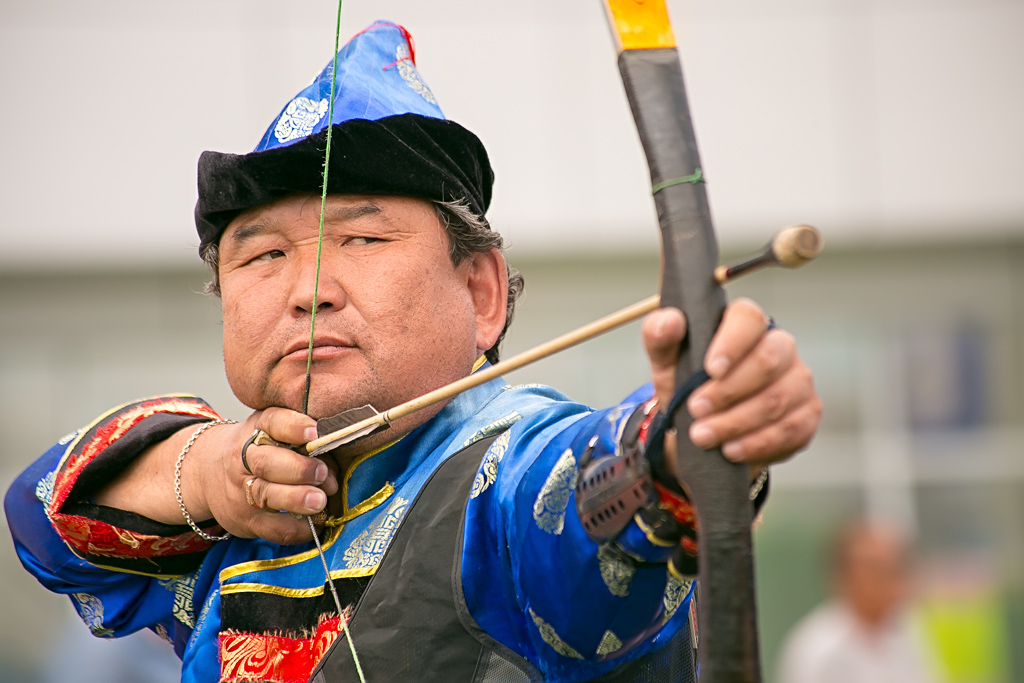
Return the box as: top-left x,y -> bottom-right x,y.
603,1 -> 762,681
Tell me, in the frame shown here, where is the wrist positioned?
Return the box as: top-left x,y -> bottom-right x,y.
177,435 -> 213,523
179,419 -> 240,522
175,420 -> 237,541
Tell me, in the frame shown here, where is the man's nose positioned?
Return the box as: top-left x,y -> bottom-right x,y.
288,250 -> 345,316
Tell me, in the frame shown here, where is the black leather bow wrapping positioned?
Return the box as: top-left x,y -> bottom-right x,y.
612,19 -> 764,683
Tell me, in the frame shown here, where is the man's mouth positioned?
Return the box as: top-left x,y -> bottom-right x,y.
281,337 -> 357,363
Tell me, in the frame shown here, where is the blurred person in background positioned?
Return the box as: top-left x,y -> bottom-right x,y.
777,521 -> 941,683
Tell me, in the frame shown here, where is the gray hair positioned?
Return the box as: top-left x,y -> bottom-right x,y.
200,199 -> 523,364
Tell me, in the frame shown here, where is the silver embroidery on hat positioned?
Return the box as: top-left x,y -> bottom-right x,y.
274,96 -> 330,143
35,470 -> 56,506
395,45 -> 437,104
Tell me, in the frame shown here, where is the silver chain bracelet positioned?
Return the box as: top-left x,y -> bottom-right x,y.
174,419 -> 238,542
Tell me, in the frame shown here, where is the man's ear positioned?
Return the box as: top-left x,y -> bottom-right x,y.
465,248 -> 508,353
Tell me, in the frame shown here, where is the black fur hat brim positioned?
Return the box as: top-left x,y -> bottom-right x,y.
195,113 -> 493,252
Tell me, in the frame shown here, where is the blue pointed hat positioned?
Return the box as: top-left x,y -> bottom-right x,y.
254,22 -> 446,151
195,21 -> 493,252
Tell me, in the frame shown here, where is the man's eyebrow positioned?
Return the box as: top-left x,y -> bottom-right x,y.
324,200 -> 383,223
228,200 -> 385,246
228,222 -> 272,246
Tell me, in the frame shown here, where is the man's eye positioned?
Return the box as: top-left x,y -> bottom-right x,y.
252,249 -> 285,262
348,236 -> 382,246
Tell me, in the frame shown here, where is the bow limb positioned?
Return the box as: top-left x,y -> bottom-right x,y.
603,2 -> 762,681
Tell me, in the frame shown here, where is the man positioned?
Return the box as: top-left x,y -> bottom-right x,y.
6,22 -> 821,683
777,522 -> 939,683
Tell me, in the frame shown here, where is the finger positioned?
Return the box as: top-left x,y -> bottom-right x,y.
247,512 -> 316,545
256,407 -> 319,445
642,308 -> 688,408
702,298 -> 769,379
687,329 -> 797,418
319,470 -> 339,497
718,396 -> 822,466
316,455 -> 340,497
688,360 -> 813,450
246,446 -> 330,487
247,477 -> 328,516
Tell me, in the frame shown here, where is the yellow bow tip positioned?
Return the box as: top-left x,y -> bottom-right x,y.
603,0 -> 677,53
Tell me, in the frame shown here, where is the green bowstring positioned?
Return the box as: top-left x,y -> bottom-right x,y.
302,1 -> 368,681
303,0 -> 343,417
651,167 -> 704,194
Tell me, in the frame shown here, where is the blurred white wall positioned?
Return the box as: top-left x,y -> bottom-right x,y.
1,0 -> 1022,271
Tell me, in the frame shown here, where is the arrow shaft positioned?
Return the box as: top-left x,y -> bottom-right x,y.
306,294 -> 661,453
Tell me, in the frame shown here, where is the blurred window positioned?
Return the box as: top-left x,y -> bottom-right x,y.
904,326 -> 988,431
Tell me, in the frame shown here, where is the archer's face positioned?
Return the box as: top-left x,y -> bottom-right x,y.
217,194 -> 498,421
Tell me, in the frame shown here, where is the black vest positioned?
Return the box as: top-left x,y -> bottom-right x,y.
309,434 -> 696,683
